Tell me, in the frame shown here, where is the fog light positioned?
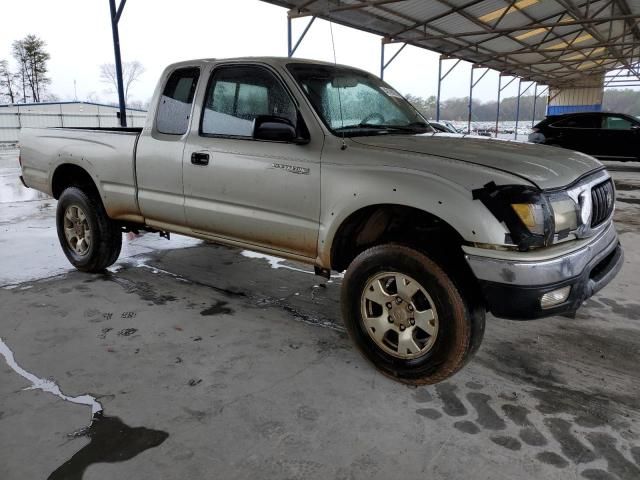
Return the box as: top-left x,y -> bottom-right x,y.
540,286 -> 571,309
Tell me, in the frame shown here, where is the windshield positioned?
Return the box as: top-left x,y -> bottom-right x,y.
287,63 -> 432,136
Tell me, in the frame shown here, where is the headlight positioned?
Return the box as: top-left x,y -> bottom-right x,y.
473,182 -> 578,251
511,199 -> 578,239
550,198 -> 578,232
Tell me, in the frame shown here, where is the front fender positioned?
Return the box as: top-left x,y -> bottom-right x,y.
316,139 -> 532,268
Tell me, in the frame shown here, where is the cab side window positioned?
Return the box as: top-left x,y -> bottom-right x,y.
156,67 -> 200,135
201,66 -> 296,137
602,115 -> 636,130
551,114 -> 599,129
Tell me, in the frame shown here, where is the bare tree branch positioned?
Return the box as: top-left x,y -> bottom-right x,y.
0,59 -> 18,104
11,35 -> 50,103
100,61 -> 145,103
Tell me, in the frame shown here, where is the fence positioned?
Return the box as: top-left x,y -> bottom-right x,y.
0,111 -> 147,144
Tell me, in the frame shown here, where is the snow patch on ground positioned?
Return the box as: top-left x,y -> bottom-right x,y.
240,250 -> 344,279
240,250 -> 314,274
0,337 -> 103,416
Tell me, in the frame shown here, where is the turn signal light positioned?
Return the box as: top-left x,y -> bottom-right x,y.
540,286 -> 571,309
512,203 -> 536,228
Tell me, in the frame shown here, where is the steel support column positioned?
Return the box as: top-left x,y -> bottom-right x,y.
109,0 -> 127,127
468,65 -> 489,134
532,85 -> 548,127
514,80 -> 534,140
495,74 -> 518,138
436,57 -> 461,122
380,41 -> 407,79
287,16 -> 292,57
287,14 -> 316,57
531,83 -> 538,128
495,75 -> 502,138
436,57 -> 442,121
515,79 -> 522,140
468,68 -> 474,134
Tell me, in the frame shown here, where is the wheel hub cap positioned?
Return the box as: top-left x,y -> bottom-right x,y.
63,205 -> 92,256
361,272 -> 439,360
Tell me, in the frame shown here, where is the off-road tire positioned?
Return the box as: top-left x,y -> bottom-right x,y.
341,244 -> 485,385
56,187 -> 122,272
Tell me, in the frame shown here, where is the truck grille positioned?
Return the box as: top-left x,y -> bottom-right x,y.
591,179 -> 614,227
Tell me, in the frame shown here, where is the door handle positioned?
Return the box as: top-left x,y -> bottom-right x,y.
191,152 -> 210,166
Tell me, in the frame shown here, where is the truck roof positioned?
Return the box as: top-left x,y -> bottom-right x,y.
165,56 -> 374,75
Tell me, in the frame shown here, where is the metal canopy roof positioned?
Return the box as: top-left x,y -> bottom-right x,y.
262,0 -> 640,87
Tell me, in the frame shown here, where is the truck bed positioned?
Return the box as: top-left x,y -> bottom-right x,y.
55,127 -> 143,133
19,127 -> 143,222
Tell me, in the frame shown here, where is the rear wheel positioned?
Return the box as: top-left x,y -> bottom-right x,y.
341,244 -> 484,384
56,187 -> 122,272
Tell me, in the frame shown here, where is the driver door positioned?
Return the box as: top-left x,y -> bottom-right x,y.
182,64 -> 322,259
599,114 -> 640,160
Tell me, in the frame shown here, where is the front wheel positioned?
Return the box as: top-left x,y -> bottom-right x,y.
56,187 -> 122,272
341,244 -> 485,385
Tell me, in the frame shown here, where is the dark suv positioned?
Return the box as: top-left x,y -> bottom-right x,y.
529,112 -> 640,161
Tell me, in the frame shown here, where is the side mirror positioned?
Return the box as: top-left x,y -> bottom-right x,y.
253,115 -> 309,144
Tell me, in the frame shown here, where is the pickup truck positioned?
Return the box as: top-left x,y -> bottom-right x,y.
19,57 -> 623,384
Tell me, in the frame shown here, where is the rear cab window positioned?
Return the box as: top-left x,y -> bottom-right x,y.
156,67 -> 200,135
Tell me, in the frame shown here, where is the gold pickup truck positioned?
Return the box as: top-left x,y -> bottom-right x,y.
19,57 -> 623,384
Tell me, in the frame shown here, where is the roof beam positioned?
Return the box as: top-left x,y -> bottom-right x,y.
263,0 -> 640,85
432,0 -> 586,78
348,0 -> 551,77
378,0 -> 568,80
554,0 -> 640,80
289,0 -> 406,18
613,0 -> 640,43
394,13 -> 640,42
491,0 -> 519,29
462,2 -> 616,64
391,0 -> 486,37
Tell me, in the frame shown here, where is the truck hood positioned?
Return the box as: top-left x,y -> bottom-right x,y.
351,133 -> 603,190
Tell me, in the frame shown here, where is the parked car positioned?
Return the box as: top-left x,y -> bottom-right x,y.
19,57 -> 623,384
529,112 -> 640,161
429,121 -> 456,133
441,120 -> 462,133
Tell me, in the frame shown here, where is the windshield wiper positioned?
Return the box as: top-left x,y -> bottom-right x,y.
335,122 -> 429,133
406,121 -> 431,129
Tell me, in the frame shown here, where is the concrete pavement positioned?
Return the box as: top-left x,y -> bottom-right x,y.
1,148 -> 639,480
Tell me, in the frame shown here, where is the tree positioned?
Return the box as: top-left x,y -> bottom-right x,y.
0,60 -> 18,103
603,89 -> 640,115
405,93 -> 548,122
86,91 -> 101,103
405,89 -> 640,122
100,61 -> 145,103
405,94 -> 437,119
12,34 -> 51,103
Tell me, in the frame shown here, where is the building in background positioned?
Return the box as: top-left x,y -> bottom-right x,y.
0,101 -> 147,144
547,75 -> 604,116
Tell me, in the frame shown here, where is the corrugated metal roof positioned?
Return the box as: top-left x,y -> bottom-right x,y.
262,0 -> 640,87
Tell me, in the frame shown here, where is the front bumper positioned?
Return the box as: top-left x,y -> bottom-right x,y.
464,222 -> 623,320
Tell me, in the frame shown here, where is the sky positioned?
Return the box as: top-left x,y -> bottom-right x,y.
0,0 -> 524,106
